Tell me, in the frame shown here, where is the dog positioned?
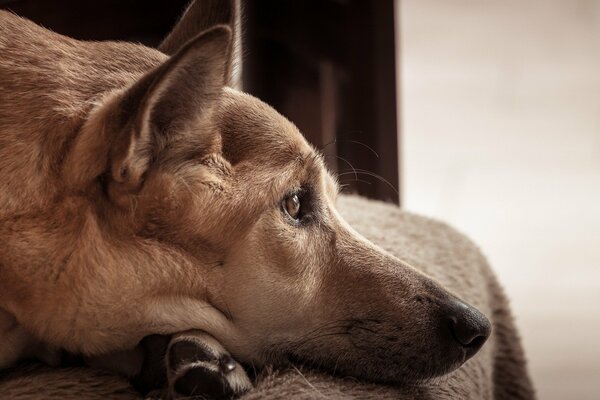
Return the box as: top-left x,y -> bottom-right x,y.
0,1 -> 491,398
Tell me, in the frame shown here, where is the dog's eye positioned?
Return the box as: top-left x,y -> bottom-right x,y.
283,193 -> 301,221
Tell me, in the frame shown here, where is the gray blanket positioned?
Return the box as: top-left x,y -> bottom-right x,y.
0,195 -> 535,399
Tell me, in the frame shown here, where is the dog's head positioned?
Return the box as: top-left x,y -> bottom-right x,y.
63,13 -> 490,384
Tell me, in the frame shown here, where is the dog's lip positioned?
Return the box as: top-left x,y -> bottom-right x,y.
281,339 -> 473,383
458,346 -> 468,363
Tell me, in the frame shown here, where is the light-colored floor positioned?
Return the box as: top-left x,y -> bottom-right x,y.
398,1 -> 600,399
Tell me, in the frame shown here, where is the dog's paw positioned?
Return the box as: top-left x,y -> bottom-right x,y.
166,331 -> 252,399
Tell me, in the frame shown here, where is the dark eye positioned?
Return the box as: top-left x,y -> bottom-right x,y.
282,193 -> 301,221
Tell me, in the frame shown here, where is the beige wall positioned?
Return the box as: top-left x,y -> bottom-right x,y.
398,1 -> 600,399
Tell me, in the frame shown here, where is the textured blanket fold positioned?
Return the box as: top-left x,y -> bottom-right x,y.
0,195 -> 535,399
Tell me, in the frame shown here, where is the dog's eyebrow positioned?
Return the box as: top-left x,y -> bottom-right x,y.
302,151 -> 340,198
298,151 -> 324,183
303,151 -> 324,171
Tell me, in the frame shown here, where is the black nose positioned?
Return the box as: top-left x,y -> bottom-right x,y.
446,299 -> 491,357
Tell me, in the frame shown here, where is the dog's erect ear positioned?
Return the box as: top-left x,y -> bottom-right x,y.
65,26 -> 231,197
159,0 -> 238,85
109,26 -> 231,195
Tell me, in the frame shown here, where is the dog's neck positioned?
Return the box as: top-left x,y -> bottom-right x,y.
0,194 -> 217,349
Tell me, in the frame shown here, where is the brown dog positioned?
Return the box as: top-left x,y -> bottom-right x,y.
0,1 -> 491,398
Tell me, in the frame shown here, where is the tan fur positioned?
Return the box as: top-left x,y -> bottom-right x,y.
0,3 -> 509,393
0,196 -> 535,399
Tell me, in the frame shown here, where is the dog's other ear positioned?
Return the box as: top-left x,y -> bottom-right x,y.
159,0 -> 238,86
65,26 -> 231,200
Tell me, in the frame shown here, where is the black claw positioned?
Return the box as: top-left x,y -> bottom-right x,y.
219,355 -> 237,373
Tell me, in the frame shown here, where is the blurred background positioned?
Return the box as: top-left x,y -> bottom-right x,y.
1,0 -> 599,398
400,1 -> 600,399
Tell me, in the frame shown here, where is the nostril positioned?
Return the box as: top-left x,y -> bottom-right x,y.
448,317 -> 489,348
467,334 -> 487,350
446,301 -> 492,355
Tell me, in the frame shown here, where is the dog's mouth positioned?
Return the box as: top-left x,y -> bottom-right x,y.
278,348 -> 457,385
259,301 -> 491,385
267,335 -> 467,385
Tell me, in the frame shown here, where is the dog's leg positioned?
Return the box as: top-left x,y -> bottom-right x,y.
87,331 -> 251,399
161,331 -> 252,400
128,331 -> 252,399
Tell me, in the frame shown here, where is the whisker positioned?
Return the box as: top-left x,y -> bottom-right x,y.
325,154 -> 357,181
337,170 -> 398,196
338,139 -> 379,158
291,365 -> 325,398
318,138 -> 337,153
336,176 -> 372,187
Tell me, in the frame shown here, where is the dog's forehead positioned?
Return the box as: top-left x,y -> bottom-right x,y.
216,88 -> 313,165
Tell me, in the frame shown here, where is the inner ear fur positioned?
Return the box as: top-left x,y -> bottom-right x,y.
64,26 -> 232,200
